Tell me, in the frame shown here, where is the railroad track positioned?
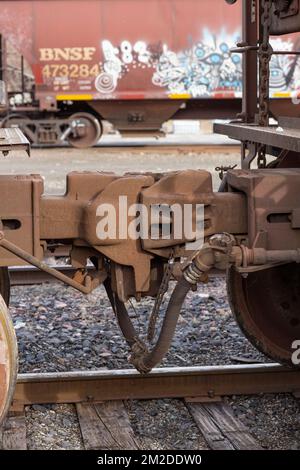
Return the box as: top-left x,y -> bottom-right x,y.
1,364 -> 300,450
92,143 -> 240,154
9,265 -> 225,286
32,141 -> 239,153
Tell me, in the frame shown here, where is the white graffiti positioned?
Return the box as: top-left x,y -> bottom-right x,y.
95,39 -> 151,93
95,40 -> 122,93
95,32 -> 300,97
270,38 -> 298,91
152,29 -> 242,97
95,32 -> 242,97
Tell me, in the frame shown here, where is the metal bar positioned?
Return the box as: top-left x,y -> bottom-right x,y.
21,55 -> 25,98
0,234 -> 92,294
13,364 -> 300,406
214,122 -> 300,152
242,0 -> 258,123
9,265 -> 224,287
9,265 -> 95,286
0,34 -> 3,82
232,47 -> 300,56
272,51 -> 300,55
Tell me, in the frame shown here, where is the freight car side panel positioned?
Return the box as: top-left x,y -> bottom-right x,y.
0,0 -> 243,104
0,0 -> 299,107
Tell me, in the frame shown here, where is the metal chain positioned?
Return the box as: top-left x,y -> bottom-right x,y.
147,253 -> 174,343
258,0 -> 273,126
257,144 -> 267,168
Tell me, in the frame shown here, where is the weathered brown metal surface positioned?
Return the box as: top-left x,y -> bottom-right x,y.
9,265 -> 95,286
228,264 -> 300,367
241,0 -> 258,123
0,128 -> 30,155
0,268 -> 9,305
214,121 -> 300,153
0,295 -> 18,426
213,0 -> 300,370
13,364 -> 300,406
227,168 -> 300,250
270,0 -> 300,34
37,169 -> 247,299
0,175 -> 43,267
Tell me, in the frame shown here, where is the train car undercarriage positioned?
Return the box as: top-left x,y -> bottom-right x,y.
1,0 -> 300,425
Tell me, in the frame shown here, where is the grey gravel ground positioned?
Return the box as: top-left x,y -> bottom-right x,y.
11,278 -> 267,373
0,147 -> 240,193
226,394 -> 300,450
126,399 -> 209,450
4,146 -> 300,450
26,404 -> 83,450
10,278 -> 300,451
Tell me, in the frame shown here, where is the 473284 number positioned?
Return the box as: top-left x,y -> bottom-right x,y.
42,63 -> 100,79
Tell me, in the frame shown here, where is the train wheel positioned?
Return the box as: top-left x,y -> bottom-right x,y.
67,113 -> 102,148
0,294 -> 18,426
1,113 -> 27,131
227,263 -> 300,367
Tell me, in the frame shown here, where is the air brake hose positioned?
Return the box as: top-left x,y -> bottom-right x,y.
135,277 -> 192,373
104,278 -> 139,348
104,239 -> 234,374
105,277 -> 191,374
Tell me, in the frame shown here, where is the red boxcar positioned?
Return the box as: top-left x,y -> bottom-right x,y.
0,0 -> 298,146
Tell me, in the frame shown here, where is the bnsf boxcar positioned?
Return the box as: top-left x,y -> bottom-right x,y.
0,0 -> 298,147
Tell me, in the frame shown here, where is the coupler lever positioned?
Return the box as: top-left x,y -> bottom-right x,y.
0,232 -> 106,294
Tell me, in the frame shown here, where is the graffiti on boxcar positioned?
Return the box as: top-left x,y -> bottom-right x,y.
269,38 -> 300,91
95,39 -> 153,94
95,32 -> 300,98
151,31 -> 242,97
95,31 -> 243,97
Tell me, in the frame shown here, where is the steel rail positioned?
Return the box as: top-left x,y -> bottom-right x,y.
9,265 -> 95,286
32,142 -> 239,152
9,266 -> 225,286
13,364 -> 300,406
92,144 -> 240,154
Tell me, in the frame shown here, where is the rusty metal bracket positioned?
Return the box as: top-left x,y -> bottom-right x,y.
215,165 -> 237,180
241,142 -> 258,169
0,232 -> 106,294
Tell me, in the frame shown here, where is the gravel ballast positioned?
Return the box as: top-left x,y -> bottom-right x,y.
11,277 -> 267,373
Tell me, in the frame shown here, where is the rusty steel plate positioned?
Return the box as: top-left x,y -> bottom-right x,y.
0,295 -> 18,426
0,128 -> 30,156
214,122 -> 300,153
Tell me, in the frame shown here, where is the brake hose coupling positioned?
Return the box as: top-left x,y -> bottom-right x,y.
183,233 -> 238,285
